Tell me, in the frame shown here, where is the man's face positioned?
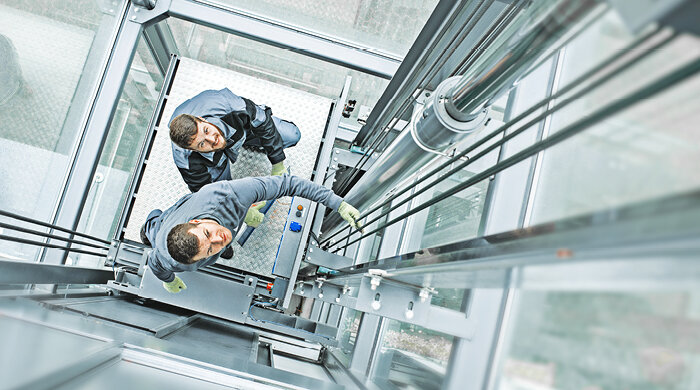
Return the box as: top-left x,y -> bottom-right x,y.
187,219 -> 233,262
188,118 -> 226,153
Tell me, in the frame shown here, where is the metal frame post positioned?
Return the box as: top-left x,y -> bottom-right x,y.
43,3 -> 147,265
166,0 -> 399,78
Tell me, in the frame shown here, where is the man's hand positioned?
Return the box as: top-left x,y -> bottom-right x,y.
338,201 -> 363,232
162,276 -> 187,293
271,162 -> 288,176
245,201 -> 266,228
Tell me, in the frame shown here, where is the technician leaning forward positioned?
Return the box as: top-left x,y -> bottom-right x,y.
140,175 -> 362,293
169,88 -> 301,193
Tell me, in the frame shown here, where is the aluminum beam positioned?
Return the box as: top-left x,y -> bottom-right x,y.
348,313 -> 381,375
167,0 -> 399,79
142,22 -> 179,75
139,266 -> 255,323
0,259 -> 113,285
310,76 -> 352,240
324,186 -> 700,290
114,55 -> 179,242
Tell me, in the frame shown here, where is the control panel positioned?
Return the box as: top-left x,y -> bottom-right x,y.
272,197 -> 312,279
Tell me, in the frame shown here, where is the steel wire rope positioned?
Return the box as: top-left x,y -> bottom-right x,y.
336,0 -> 591,198
336,0 -> 504,196
0,235 -> 109,257
320,28 -> 671,247
329,37 -> 694,251
338,1 -> 603,199
353,0 -> 487,147
327,0 -> 513,241
0,222 -> 110,250
0,209 -> 112,245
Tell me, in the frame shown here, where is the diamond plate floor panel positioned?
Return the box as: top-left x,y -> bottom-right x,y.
125,58 -> 332,277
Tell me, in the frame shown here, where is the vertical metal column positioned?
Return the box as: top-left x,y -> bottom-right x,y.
43,3 -> 145,264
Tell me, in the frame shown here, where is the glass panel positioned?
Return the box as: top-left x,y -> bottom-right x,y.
0,0 -> 120,261
336,309 -> 363,366
399,134 -> 501,253
499,290 -> 700,390
73,38 -> 164,266
431,288 -> 467,310
372,319 -> 454,390
529,10 -> 700,225
211,0 -> 439,57
354,206 -> 390,263
419,173 -> 489,249
166,17 -> 389,128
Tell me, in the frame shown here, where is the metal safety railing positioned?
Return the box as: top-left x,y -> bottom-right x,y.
322,28 -> 692,252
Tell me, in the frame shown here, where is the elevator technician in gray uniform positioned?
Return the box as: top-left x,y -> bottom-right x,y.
142,175 -> 361,293
169,88 -> 301,193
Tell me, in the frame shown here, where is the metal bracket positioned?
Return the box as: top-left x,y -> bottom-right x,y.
139,266 -> 254,324
305,245 -> 353,270
331,147 -> 377,171
127,0 -> 170,25
354,276 -> 475,339
294,282 -> 357,308
106,240 -> 147,271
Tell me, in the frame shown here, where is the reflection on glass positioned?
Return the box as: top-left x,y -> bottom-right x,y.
499,291 -> 700,390
74,38 -> 164,266
420,178 -> 488,249
529,11 -> 700,225
212,0 -> 439,57
0,1 -> 118,261
166,17 -> 389,129
354,205 -> 390,263
372,320 -> 454,390
336,309 -> 363,366
431,288 -> 467,311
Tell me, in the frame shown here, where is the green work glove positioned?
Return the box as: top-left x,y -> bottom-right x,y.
338,201 -> 362,232
271,161 -> 288,176
162,276 -> 187,293
245,201 -> 267,228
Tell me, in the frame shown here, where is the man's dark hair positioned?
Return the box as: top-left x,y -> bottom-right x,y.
170,114 -> 200,149
167,222 -> 199,264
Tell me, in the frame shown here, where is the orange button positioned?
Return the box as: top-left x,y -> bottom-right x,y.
297,205 -> 303,211
266,283 -> 274,290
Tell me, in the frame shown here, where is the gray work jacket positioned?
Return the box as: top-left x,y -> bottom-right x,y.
170,88 -> 286,192
146,175 -> 343,282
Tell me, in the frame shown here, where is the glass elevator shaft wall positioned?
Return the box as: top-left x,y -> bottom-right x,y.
2,0 -> 700,389
316,2 -> 700,389
0,0 -> 124,265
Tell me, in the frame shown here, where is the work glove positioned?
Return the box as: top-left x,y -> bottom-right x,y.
162,276 -> 187,293
271,161 -> 288,176
245,201 -> 267,228
338,201 -> 363,232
